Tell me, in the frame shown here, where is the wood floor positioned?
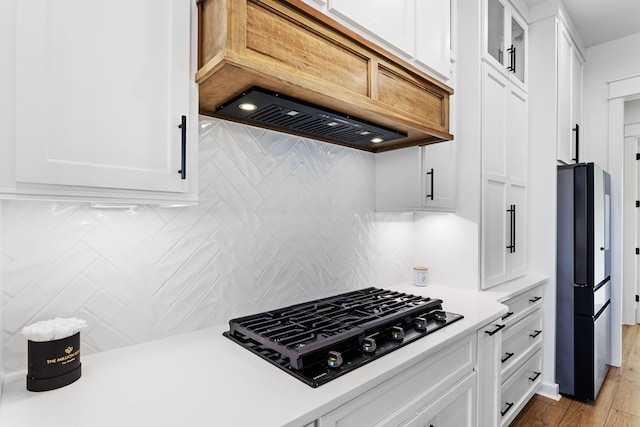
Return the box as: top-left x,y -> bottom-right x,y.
511,324 -> 640,426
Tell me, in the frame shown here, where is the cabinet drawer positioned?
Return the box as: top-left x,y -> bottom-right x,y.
500,351 -> 542,426
318,335 -> 475,427
500,287 -> 543,327
501,312 -> 543,380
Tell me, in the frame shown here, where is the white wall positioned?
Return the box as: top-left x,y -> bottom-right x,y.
583,33 -> 640,366
584,33 -> 640,165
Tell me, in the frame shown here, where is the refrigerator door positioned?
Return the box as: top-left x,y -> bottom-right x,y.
574,163 -> 610,288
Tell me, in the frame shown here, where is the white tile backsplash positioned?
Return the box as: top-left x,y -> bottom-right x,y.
1,117 -> 413,374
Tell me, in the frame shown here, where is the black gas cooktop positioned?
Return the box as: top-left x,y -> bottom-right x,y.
223,287 -> 463,387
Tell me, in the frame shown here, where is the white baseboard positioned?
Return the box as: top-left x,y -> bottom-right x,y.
536,381 -> 560,401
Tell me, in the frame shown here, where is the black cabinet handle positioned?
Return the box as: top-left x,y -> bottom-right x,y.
501,352 -> 515,363
507,45 -> 516,73
529,330 -> 542,338
502,311 -> 514,320
529,296 -> 542,303
485,324 -> 506,336
574,124 -> 580,161
529,371 -> 541,382
501,402 -> 514,417
506,205 -> 516,253
178,115 -> 187,180
426,168 -> 434,200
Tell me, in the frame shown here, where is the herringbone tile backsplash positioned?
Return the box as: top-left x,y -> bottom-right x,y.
1,117 -> 413,374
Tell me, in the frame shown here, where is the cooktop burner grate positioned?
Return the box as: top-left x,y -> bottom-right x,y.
224,287 -> 463,387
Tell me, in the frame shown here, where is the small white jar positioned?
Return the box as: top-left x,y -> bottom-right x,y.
413,266 -> 429,286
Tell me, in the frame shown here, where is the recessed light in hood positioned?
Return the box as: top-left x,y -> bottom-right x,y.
215,87 -> 407,148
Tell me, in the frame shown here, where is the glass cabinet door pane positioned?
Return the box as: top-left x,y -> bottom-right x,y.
511,17 -> 525,83
487,0 -> 505,65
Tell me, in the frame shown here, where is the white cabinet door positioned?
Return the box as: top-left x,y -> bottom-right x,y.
570,38 -> 583,162
423,140 -> 457,211
304,0 -> 451,79
483,0 -> 527,91
506,86 -> 528,279
556,21 -> 584,165
400,372 -> 477,427
482,63 -> 528,288
15,0 -> 194,195
557,23 -> 573,164
482,65 -> 509,287
415,0 -> 451,78
328,0 -> 415,57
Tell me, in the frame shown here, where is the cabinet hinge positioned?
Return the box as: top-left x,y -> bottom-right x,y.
636,248 -> 639,255
636,200 -> 639,208
637,153 -> 640,160
636,295 -> 640,302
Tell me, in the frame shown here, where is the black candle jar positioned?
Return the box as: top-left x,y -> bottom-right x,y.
26,332 -> 82,392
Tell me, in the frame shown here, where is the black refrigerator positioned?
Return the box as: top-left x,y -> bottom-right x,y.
556,162 -> 611,401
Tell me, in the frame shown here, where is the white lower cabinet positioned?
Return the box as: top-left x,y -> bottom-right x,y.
318,334 -> 475,427
399,372 -> 477,427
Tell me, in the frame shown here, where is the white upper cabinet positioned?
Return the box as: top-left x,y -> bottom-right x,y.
300,0 -> 451,80
6,0 -> 198,203
483,0 -> 527,91
375,143 -> 456,212
557,21 -> 583,164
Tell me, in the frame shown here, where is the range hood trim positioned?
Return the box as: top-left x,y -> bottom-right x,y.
196,0 -> 454,153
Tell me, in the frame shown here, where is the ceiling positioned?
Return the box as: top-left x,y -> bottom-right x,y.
524,0 -> 640,47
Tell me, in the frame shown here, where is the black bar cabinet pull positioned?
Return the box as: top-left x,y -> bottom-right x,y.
485,324 -> 505,336
572,124 -> 580,163
501,352 -> 515,363
426,168 -> 434,200
512,204 -> 516,252
506,205 -> 515,253
178,115 -> 187,180
529,330 -> 542,338
529,296 -> 542,303
529,371 -> 541,382
507,45 -> 516,72
501,402 -> 514,417
502,311 -> 514,320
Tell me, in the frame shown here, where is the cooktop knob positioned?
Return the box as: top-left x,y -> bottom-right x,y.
435,311 -> 447,324
363,337 -> 377,353
391,326 -> 405,341
327,351 -> 343,369
414,317 -> 427,331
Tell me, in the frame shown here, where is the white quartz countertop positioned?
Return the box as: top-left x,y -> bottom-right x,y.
0,284 -> 511,427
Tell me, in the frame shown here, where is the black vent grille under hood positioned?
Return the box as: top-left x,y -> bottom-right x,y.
214,87 -> 407,148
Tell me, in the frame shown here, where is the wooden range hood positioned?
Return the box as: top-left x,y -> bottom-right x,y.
196,0 -> 453,153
